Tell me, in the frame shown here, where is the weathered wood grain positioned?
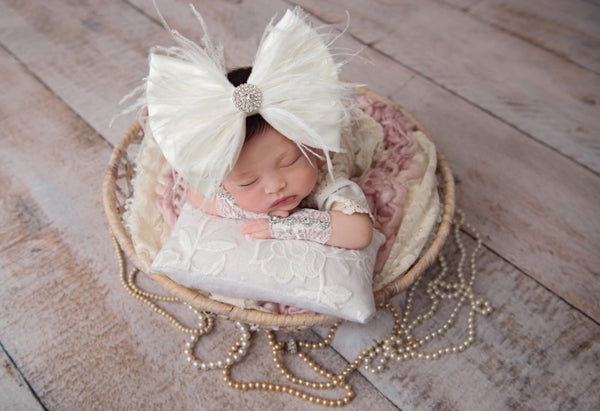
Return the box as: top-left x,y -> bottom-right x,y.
0,45 -> 397,410
465,0 -> 600,74
0,0 -> 160,144
0,347 -> 44,411
388,73 -> 600,322
292,0 -> 600,175
1,0 -> 599,409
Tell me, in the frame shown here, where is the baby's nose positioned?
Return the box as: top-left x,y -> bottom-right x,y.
265,174 -> 286,193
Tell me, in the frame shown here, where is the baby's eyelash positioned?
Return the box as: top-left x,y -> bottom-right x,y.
282,153 -> 302,167
239,178 -> 258,187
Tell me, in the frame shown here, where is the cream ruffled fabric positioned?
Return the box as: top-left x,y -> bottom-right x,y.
123,133 -> 171,274
372,131 -> 440,291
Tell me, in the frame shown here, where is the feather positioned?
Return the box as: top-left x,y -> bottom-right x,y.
126,6 -> 357,194
250,8 -> 354,179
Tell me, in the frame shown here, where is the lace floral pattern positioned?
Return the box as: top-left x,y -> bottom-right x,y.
152,205 -> 385,322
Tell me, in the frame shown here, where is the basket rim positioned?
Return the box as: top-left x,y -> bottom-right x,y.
102,88 -> 455,329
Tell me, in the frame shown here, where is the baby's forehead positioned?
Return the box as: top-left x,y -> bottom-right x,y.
244,127 -> 298,155
251,124 -> 296,145
229,131 -> 300,172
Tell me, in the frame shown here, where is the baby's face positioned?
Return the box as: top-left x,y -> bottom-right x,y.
223,126 -> 319,215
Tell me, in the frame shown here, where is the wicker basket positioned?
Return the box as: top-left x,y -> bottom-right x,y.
103,89 -> 455,329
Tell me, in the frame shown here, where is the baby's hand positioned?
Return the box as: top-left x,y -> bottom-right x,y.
240,219 -> 272,239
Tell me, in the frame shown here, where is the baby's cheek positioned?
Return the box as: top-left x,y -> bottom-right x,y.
232,190 -> 268,214
304,168 -> 319,193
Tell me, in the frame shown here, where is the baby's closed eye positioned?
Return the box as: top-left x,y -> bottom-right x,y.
281,153 -> 302,167
239,177 -> 258,187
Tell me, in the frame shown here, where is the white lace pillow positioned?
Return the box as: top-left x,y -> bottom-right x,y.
151,204 -> 385,323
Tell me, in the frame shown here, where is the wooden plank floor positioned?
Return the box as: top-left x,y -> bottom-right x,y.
1,0 -> 598,409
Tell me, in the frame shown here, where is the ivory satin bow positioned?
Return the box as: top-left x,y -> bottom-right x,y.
145,7 -> 352,194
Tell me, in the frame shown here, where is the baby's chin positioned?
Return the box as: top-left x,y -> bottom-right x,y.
240,205 -> 289,216
239,198 -> 301,216
267,209 -> 291,217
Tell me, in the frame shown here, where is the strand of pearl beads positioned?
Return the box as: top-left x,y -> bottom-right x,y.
183,303 -> 251,371
363,210 -> 492,373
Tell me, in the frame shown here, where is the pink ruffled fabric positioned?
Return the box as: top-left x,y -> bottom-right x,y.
154,96 -> 423,314
155,163 -> 187,228
259,302 -> 308,315
356,95 -> 423,272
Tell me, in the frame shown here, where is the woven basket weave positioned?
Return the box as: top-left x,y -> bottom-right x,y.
103,89 -> 455,329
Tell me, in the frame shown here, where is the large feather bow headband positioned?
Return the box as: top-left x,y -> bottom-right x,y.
145,7 -> 352,195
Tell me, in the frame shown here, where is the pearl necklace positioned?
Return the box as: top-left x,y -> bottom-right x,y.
183,304 -> 252,370
363,210 -> 492,373
112,209 -> 492,407
112,236 -> 253,369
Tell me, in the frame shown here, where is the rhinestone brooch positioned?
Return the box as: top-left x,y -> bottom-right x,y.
232,83 -> 262,114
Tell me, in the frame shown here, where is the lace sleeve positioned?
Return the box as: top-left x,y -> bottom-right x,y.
309,173 -> 373,219
268,209 -> 331,244
330,197 -> 372,217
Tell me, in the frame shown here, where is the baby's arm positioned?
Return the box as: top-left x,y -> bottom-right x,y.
188,187 -> 269,219
189,186 -> 373,250
186,188 -> 218,214
241,209 -> 373,250
328,211 -> 373,249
